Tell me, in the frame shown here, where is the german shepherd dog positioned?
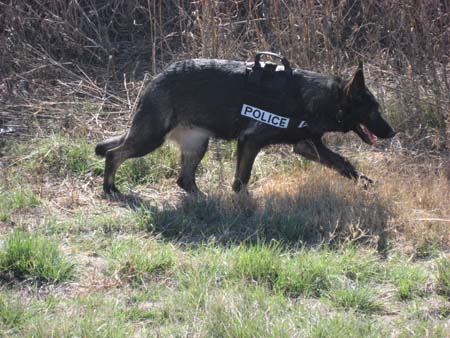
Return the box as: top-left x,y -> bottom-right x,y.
95,54 -> 395,196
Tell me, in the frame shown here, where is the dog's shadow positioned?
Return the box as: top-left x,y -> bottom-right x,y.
106,192 -> 150,211
117,182 -> 393,250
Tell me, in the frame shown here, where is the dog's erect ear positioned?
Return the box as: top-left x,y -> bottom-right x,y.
345,62 -> 365,97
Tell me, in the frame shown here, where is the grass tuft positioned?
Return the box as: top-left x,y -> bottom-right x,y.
107,238 -> 175,284
328,287 -> 383,314
275,250 -> 334,297
0,230 -> 74,283
26,134 -> 101,176
389,263 -> 429,300
231,242 -> 281,284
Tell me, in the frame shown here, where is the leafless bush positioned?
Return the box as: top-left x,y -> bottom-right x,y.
0,0 -> 448,148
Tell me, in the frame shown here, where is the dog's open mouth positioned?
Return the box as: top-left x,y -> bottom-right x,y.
354,124 -> 378,145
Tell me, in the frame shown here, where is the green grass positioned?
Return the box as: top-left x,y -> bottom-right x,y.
328,287 -> 383,314
308,314 -> 383,338
25,295 -> 134,338
436,257 -> 450,297
15,133 -> 102,176
0,295 -> 26,328
0,185 -> 40,221
1,133 -> 449,337
0,238 -> 447,337
231,242 -> 282,284
338,248 -> 383,283
274,248 -> 384,297
6,134 -> 178,187
396,320 -> 449,338
203,286 -> 292,338
389,263 -> 429,300
106,237 -> 175,284
0,230 -> 74,283
275,250 -> 335,297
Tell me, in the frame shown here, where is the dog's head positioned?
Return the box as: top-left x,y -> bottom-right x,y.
341,62 -> 395,145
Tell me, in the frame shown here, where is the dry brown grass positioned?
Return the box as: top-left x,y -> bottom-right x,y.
250,146 -> 449,252
374,155 -> 450,255
255,170 -> 390,246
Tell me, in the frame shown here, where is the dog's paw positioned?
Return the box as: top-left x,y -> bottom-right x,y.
188,189 -> 207,200
231,190 -> 256,216
357,173 -> 374,189
103,184 -> 122,199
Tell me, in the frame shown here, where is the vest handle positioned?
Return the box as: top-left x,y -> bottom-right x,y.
253,52 -> 291,72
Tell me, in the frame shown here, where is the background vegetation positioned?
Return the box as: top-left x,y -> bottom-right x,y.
1,0 -> 448,143
0,1 -> 449,337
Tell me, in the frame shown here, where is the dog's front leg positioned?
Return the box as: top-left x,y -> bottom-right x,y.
293,139 -> 373,187
232,138 -> 262,193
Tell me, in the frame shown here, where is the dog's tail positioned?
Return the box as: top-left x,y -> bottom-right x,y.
95,133 -> 126,157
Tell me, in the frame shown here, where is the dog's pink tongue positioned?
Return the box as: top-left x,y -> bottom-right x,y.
362,125 -> 378,145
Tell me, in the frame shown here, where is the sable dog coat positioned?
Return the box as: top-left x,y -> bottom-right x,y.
95,52 -> 395,195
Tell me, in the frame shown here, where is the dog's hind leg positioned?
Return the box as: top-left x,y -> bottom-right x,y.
102,108 -> 171,195
95,134 -> 126,157
168,126 -> 210,194
293,139 -> 373,187
103,132 -> 166,195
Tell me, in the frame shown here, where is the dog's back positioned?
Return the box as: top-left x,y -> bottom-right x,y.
155,59 -> 248,139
